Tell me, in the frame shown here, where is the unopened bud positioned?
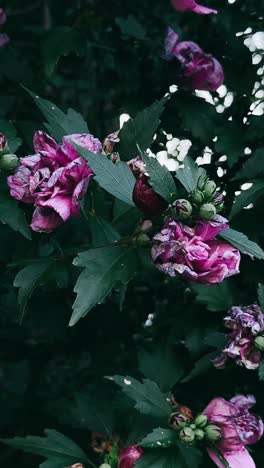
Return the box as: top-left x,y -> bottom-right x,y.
203,180 -> 217,199
179,427 -> 195,443
0,132 -> 7,151
99,464 -> 111,468
190,424 -> 196,430
173,199 -> 192,220
194,414 -> 208,428
169,412 -> 189,430
0,153 -> 18,171
254,335 -> 264,351
110,152 -> 120,164
135,233 -> 150,246
205,424 -> 222,441
199,203 -> 216,221
191,190 -> 204,205
195,429 -> 205,440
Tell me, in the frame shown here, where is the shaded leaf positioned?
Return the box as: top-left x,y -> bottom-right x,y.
76,146 -> 136,206
0,118 -> 22,152
71,246 -> 138,326
119,98 -> 167,161
215,122 -> 245,168
1,429 -> 88,466
115,15 -> 146,40
175,156 -> 206,193
230,180 -> 264,219
258,358 -> 264,382
182,352 -> 216,383
140,428 -> 177,448
111,376 -> 171,420
141,153 -> 176,203
192,281 -> 233,312
218,228 -> 264,259
233,148 -> 264,180
0,193 -> 31,239
258,284 -> 264,311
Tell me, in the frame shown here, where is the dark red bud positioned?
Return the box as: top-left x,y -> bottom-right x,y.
132,174 -> 168,217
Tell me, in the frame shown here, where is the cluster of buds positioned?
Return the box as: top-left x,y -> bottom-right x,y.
0,133 -> 18,171
172,178 -> 224,223
169,411 -> 222,444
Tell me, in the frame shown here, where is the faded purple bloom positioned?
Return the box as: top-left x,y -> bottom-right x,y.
0,8 -> 6,25
171,0 -> 217,15
0,33 -> 9,47
0,132 -> 6,151
119,445 -> 144,468
165,27 -> 224,91
132,174 -> 168,217
213,304 -> 264,370
62,133 -> 102,161
151,217 -> 240,285
8,130 -> 101,233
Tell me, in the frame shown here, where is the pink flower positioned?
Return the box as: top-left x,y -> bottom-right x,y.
132,174 -> 168,217
119,446 -> 143,468
165,28 -> 224,91
213,304 -> 264,370
62,133 -> 102,160
151,216 -> 240,285
8,131 -> 102,233
171,0 -> 217,15
204,395 -> 263,468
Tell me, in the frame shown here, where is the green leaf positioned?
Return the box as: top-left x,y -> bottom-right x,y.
1,429 -> 88,466
230,180 -> 264,219
258,284 -> 264,311
141,153 -> 176,203
118,98 -> 167,161
178,96 -> 220,143
115,15 -> 146,40
233,148 -> 264,180
215,122 -> 245,168
89,215 -> 121,247
218,228 -> 264,259
175,156 -> 206,193
71,246 -> 138,326
111,376 -> 171,420
205,332 -> 227,350
67,393 -> 113,436
0,192 -> 31,239
135,446 -> 203,468
14,261 -> 53,323
258,358 -> 264,381
140,428 -> 178,448
23,87 -> 89,141
75,145 -> 136,206
182,352 -> 216,383
138,343 -> 184,392
42,27 -> 86,76
192,281 -> 233,312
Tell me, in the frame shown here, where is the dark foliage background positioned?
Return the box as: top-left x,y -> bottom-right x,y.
1,0 -> 264,466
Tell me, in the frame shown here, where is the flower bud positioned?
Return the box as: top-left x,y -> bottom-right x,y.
0,153 -> 18,171
194,429 -> 205,440
119,446 -> 143,468
194,414 -> 208,428
103,130 -> 120,154
135,233 -> 150,247
199,203 -> 216,221
173,199 -> 193,220
204,424 -> 222,441
254,335 -> 264,351
179,427 -> 195,443
132,174 -> 168,217
99,465 -> 112,468
203,180 -> 217,199
0,132 -> 7,151
169,412 -> 189,430
110,152 -> 120,164
191,189 -> 204,205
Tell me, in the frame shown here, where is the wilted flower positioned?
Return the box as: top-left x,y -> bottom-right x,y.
171,0 -> 217,15
204,395 -> 263,468
132,174 -> 168,217
103,130 -> 120,154
0,132 -> 6,150
8,130 -> 102,233
151,216 -> 240,285
119,445 -> 144,468
213,304 -> 264,370
165,28 -> 224,91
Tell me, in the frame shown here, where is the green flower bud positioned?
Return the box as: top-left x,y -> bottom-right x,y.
99,464 -> 112,468
135,233 -> 150,246
254,335 -> 264,351
191,189 -> 204,205
0,153 -> 18,171
190,424 -> 196,430
194,414 -> 208,428
199,203 -> 216,221
169,412 -> 190,430
205,424 -> 222,441
173,199 -> 193,220
203,180 -> 217,199
194,429 -> 205,441
179,427 -> 195,443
